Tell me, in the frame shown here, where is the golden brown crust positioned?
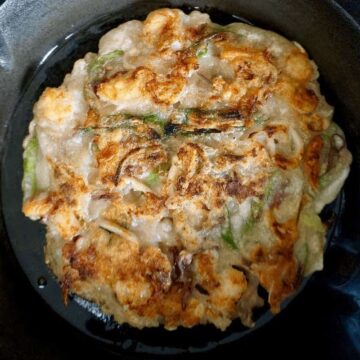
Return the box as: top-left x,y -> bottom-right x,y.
304,135 -> 324,189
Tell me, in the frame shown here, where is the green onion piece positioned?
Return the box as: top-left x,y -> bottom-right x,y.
319,174 -> 331,189
142,114 -> 166,128
221,227 -> 237,249
253,113 -> 268,125
241,217 -> 256,235
221,206 -> 238,249
196,47 -> 208,59
251,200 -> 263,218
156,162 -> 171,174
82,127 -> 93,133
321,123 -> 337,142
22,135 -> 38,202
300,210 -> 324,233
91,141 -> 99,153
145,172 -> 160,186
264,171 -> 279,202
241,200 -> 262,235
87,49 -> 124,82
240,171 -> 280,235
297,243 -> 309,268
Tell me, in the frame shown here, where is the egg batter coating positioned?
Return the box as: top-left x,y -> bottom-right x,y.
22,8 -> 352,330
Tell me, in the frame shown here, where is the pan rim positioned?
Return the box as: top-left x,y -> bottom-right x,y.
0,0 -> 359,356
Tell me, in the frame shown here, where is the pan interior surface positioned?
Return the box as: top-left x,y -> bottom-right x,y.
1,0 -> 360,357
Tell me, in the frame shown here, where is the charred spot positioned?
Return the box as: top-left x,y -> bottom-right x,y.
186,24 -> 207,40
243,70 -> 255,81
239,94 -> 258,116
92,82 -> 100,93
225,179 -> 242,196
210,32 -> 228,42
92,192 -> 116,200
219,109 -> 243,119
181,282 -> 193,310
163,246 -> 179,266
53,165 -> 62,179
147,151 -> 162,161
178,127 -> 221,136
123,165 -> 136,176
113,147 -> 141,185
77,266 -> 95,280
62,242 -> 76,260
294,87 -> 319,112
201,202 -> 210,211
271,221 -> 298,248
186,180 -> 203,196
272,221 -> 287,240
306,150 -> 321,162
304,135 -> 323,187
102,174 -> 116,185
275,248 -> 293,262
195,283 -> 210,296
223,153 -> 245,162
306,114 -> 325,132
70,246 -> 96,280
160,20 -> 173,37
270,188 -> 285,209
232,264 -> 247,273
168,247 -> 193,285
274,153 -> 295,170
164,123 -> 181,136
145,270 -> 171,293
72,234 -> 81,243
50,198 -> 65,213
253,247 -> 265,262
98,142 -> 119,160
148,128 -> 161,140
263,49 -> 274,63
214,197 -> 225,209
60,272 -> 74,306
264,125 -> 279,138
225,179 -> 256,201
304,88 -> 318,102
176,176 -> 186,191
248,131 -> 258,138
183,142 -> 204,158
59,182 -> 73,195
231,264 -> 249,281
193,128 -> 221,135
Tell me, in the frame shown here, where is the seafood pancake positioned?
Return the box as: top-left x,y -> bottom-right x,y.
22,8 -> 352,330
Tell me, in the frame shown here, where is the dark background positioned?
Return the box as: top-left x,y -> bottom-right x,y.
0,1 -> 359,359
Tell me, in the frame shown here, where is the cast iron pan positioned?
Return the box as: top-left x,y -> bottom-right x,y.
1,0 -> 360,358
